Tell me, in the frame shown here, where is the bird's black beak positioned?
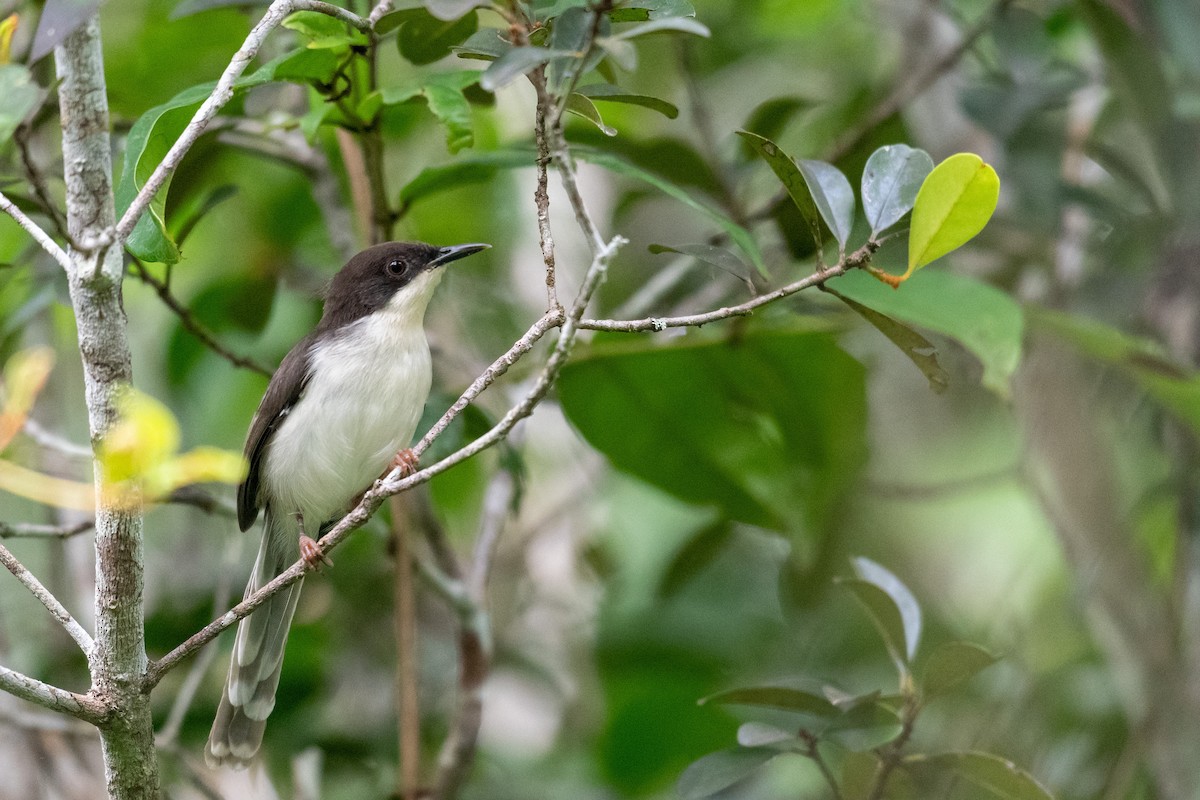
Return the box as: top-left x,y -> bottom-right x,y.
428,243 -> 491,269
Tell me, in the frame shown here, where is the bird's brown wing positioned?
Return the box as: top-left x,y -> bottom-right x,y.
236,336 -> 315,532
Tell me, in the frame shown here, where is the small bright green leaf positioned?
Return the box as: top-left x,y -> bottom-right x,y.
610,15 -> 709,39
609,0 -> 696,22
565,93 -> 617,135
677,749 -> 776,800
99,389 -> 181,484
823,284 -> 948,393
149,446 -> 247,497
399,149 -> 531,205
797,158 -> 854,253
905,152 -> 1000,277
827,269 -> 1023,397
852,557 -> 921,662
0,65 -> 41,145
923,641 -> 999,700
577,146 -> 764,274
737,130 -> 823,252
283,10 -> 357,48
840,578 -> 909,669
398,8 -> 478,65
904,752 -> 1054,800
578,82 -> 679,118
479,46 -> 577,91
862,144 -> 934,236
1028,307 -> 1200,437
648,243 -> 750,281
701,686 -> 839,717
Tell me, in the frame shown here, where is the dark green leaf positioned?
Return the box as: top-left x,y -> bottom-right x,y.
535,0 -> 590,20
701,686 -> 839,716
558,326 -> 866,530
825,269 -> 1023,397
861,144 -> 933,236
904,752 -> 1054,800
852,557 -> 921,662
609,0 -> 696,22
169,184 -> 238,247
578,82 -> 679,118
398,9 -> 478,65
1078,0 -> 1172,140
574,147 -> 764,274
656,521 -> 733,598
648,243 -> 750,281
398,149 -> 532,205
479,46 -> 577,91
30,0 -> 100,61
840,578 -> 909,668
453,27 -> 513,60
923,641 -> 998,700
823,284 -> 948,393
0,66 -> 42,146
739,97 -> 811,157
676,748 -> 776,800
825,701 -> 903,751
375,7 -> 429,35
737,130 -> 824,253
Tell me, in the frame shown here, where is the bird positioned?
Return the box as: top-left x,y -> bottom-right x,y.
205,240 -> 489,768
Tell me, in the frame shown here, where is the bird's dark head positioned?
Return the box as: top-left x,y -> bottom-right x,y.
320,241 -> 489,331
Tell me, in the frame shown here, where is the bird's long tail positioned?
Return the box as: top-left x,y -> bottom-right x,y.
205,511 -> 303,768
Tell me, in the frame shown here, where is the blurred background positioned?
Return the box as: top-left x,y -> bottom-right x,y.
1,0 -> 1199,797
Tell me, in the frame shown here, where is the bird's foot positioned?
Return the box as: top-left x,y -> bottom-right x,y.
299,535 -> 333,569
389,448 -> 420,478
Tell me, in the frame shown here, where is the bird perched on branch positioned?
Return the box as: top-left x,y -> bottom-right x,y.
205,241 -> 489,768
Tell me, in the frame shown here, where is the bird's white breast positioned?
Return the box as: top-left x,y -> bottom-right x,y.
262,271 -> 442,527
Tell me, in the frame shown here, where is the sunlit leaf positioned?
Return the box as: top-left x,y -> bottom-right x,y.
826,269 -> 1023,397
861,144 -> 933,237
283,9 -> 361,49
98,389 -> 181,485
0,347 -> 54,450
148,446 -> 247,497
677,748 -> 776,800
923,641 -> 999,700
894,153 -> 999,284
904,752 -> 1054,800
0,14 -> 17,63
701,686 -> 839,716
736,723 -> 800,750
0,65 -> 42,146
852,556 -> 921,662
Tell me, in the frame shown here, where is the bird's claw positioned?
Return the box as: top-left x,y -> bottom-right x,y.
299,535 -> 333,569
389,448 -> 419,478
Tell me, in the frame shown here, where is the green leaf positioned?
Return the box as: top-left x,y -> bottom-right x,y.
608,0 -> 696,22
736,723 -> 799,750
453,27 -> 513,60
826,269 -> 1023,397
852,557 -> 921,662
422,0 -> 486,20
676,749 -> 776,800
398,8 -> 478,65
575,147 -> 764,275
610,15 -> 709,39
1027,307 -> 1200,437
825,701 -> 903,751
737,130 -> 824,253
578,82 -> 679,118
841,578 -> 910,669
656,521 -> 733,598
904,152 -> 1000,278
822,284 -> 948,393
114,50 -> 331,264
861,144 -> 933,237
479,46 -> 577,90
565,93 -> 617,136
701,686 -> 839,717
398,149 -> 532,205
0,65 -> 42,146
797,158 -> 854,253
904,752 -> 1054,800
283,9 -> 360,49
648,243 -> 750,281
558,326 -> 867,531
923,641 -> 999,700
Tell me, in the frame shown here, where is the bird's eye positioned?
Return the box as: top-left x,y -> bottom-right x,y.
386,259 -> 405,276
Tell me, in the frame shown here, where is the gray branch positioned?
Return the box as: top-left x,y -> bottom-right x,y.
0,541 -> 94,653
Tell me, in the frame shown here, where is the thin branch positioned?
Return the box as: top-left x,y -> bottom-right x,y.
0,541 -> 93,653
468,469 -> 515,602
533,75 -> 560,312
0,699 -> 98,735
390,495 -> 422,797
22,418 -> 93,460
0,665 -> 106,724
291,0 -> 369,30
800,732 -> 844,800
0,190 -> 74,273
129,258 -> 272,376
13,126 -> 72,246
0,520 -> 95,539
367,0 -> 394,27
578,242 -> 876,332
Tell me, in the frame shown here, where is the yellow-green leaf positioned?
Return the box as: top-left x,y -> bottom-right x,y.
146,447 -> 247,497
904,153 -> 1000,280
98,389 -> 181,484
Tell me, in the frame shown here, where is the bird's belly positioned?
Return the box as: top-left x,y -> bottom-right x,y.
262,320 -> 431,527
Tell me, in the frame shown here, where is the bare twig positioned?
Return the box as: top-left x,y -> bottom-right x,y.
0,520 -> 95,539
800,732 -> 844,800
14,126 -> 72,245
533,77 -> 560,312
129,258 -> 272,376
0,665 -> 106,723
468,469 -> 515,603
0,191 -> 74,273
0,698 -> 98,735
390,496 -> 422,797
0,541 -> 93,653
21,418 -> 93,460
